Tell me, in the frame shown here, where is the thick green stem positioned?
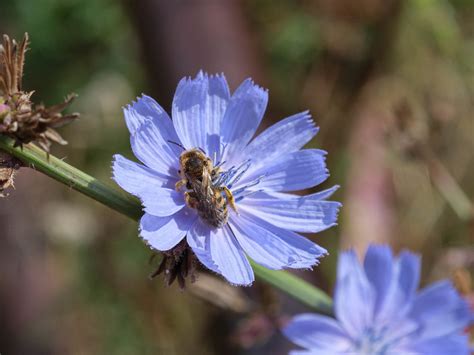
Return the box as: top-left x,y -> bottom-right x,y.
0,135 -> 333,313
0,136 -> 142,220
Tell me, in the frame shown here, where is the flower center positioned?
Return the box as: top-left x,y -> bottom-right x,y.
177,148 -> 264,228
214,158 -> 266,202
352,327 -> 391,355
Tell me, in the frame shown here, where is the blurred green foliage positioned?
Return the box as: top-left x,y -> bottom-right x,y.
3,0 -> 141,102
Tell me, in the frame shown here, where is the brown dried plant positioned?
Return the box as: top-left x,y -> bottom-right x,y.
0,151 -> 21,197
0,33 -> 79,151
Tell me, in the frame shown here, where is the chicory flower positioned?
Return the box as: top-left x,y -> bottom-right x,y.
283,245 -> 473,354
113,72 -> 340,286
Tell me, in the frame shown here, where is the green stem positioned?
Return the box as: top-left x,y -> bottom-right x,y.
250,261 -> 333,314
0,136 -> 142,220
0,135 -> 333,313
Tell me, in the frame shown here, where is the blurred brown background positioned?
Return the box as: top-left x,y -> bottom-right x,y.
0,0 -> 473,354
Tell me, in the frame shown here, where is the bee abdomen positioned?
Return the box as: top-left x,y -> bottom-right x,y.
196,195 -> 228,228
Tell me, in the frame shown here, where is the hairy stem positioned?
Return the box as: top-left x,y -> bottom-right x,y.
0,135 -> 333,313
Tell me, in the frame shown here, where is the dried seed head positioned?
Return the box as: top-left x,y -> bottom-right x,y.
149,239 -> 198,290
0,33 -> 79,151
0,151 -> 21,197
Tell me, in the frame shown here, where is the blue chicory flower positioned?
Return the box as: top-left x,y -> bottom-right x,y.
112,71 -> 340,286
283,244 -> 473,354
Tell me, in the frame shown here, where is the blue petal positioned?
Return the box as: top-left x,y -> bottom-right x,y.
229,211 -> 327,270
404,334 -> 471,355
172,72 -> 230,157
335,250 -> 375,338
140,209 -> 197,251
376,250 -> 421,323
236,111 -> 318,177
186,220 -> 219,273
397,251 -> 420,301
238,188 -> 341,233
283,313 -> 351,351
131,121 -> 180,176
140,187 -> 185,217
237,149 -> 328,192
124,95 -> 182,156
409,280 -> 472,340
220,78 -> 268,164
363,245 -> 394,314
306,185 -> 340,200
209,226 -> 254,286
112,155 -> 174,197
381,318 -> 418,346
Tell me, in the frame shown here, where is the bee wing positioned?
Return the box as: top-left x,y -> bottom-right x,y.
202,169 -> 211,185
190,179 -> 204,194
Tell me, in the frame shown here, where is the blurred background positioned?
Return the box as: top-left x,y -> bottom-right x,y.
0,0 -> 473,354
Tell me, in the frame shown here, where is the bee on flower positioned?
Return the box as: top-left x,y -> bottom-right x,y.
112,72 -> 341,287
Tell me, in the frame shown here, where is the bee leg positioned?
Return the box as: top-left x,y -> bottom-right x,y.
184,191 -> 198,209
175,179 -> 187,192
220,186 -> 238,213
210,166 -> 222,182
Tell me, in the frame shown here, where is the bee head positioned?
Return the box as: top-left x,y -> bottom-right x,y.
180,149 -> 211,180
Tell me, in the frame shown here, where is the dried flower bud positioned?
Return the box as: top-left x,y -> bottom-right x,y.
0,151 -> 21,197
0,33 -> 79,151
149,239 -> 198,290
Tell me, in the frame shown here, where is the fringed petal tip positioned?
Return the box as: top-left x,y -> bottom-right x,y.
122,94 -> 145,111
297,248 -> 329,271
298,110 -> 320,136
195,70 -> 228,81
226,277 -> 255,288
230,77 -> 268,95
198,255 -> 255,287
122,94 -> 164,117
288,253 -> 328,272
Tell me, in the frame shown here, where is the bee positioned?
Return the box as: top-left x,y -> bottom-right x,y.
175,148 -> 237,228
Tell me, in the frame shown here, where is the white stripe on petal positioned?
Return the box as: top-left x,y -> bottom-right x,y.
187,220 -> 218,273
220,78 -> 268,164
229,211 -> 327,270
124,95 -> 183,156
237,149 -> 328,192
131,121 -> 180,176
209,225 -> 254,286
235,111 -> 318,176
238,189 -> 341,233
112,154 -> 174,197
172,72 -> 230,157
